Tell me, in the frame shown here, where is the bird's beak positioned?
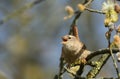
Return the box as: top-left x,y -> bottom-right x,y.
61,36 -> 68,44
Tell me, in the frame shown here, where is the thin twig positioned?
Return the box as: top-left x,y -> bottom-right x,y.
107,28 -> 120,78
69,0 -> 94,35
85,8 -> 105,14
58,57 -> 66,79
84,0 -> 94,7
69,12 -> 82,35
110,47 -> 120,78
0,0 -> 45,25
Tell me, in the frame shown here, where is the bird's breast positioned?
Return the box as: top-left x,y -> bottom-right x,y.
63,46 -> 79,64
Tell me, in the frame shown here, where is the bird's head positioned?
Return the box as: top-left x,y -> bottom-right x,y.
61,35 -> 77,45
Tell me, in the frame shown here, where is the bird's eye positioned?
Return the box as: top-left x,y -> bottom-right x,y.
68,36 -> 71,39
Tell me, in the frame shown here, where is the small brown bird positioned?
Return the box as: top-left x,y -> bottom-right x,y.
61,35 -> 90,66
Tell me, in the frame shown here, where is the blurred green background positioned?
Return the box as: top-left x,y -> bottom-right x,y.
0,0 -> 120,79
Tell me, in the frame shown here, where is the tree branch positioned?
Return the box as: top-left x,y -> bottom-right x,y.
86,48 -> 119,61
87,53 -> 110,78
86,48 -> 119,78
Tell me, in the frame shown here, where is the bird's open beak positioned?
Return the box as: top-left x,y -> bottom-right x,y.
61,36 -> 68,44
